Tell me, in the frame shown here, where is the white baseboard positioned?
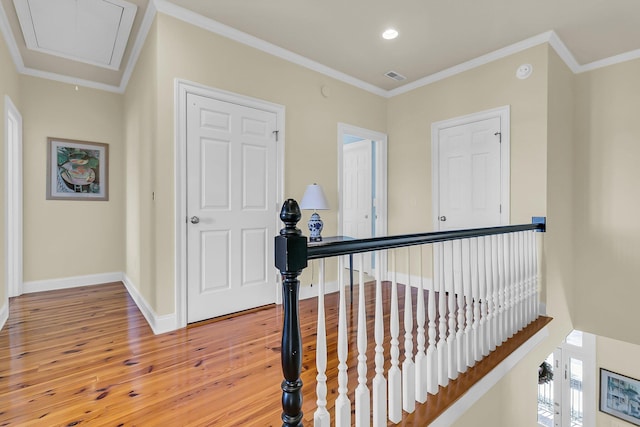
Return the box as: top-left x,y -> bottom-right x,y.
539,302 -> 547,316
21,271 -> 176,335
121,274 -> 177,335
390,272 -> 434,291
299,280 -> 340,300
0,300 -> 8,332
430,325 -> 550,427
23,272 -> 123,294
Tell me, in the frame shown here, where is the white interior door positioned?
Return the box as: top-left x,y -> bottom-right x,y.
436,116 -> 502,230
342,139 -> 372,273
186,93 -> 278,323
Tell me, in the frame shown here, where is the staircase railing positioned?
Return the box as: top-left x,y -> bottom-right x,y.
274,199 -> 546,426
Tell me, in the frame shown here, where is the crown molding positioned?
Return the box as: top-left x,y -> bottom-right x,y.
579,48 -> 640,73
1,1 -> 640,97
119,0 -> 158,92
152,0 -> 388,97
0,0 -> 24,72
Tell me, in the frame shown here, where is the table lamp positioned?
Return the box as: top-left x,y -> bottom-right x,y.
299,183 -> 330,241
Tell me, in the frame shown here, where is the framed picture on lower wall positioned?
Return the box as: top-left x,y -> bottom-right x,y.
600,368 -> 640,426
46,137 -> 109,201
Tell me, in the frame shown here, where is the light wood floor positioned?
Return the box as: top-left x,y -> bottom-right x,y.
0,282 -> 550,426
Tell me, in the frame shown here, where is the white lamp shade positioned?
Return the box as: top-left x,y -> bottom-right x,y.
299,184 -> 330,210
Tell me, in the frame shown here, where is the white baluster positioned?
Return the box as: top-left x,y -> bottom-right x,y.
497,234 -> 506,344
532,231 -> 540,319
506,233 -> 515,338
445,240 -> 458,380
454,240 -> 466,374
415,246 -> 427,404
388,251 -> 402,423
403,248 -> 415,413
491,235 -> 504,351
314,259 -> 330,427
427,243 -> 439,394
436,242 -> 449,387
355,254 -> 370,427
525,231 -> 535,324
373,251 -> 387,427
470,238 -> 482,363
517,231 -> 525,330
478,236 -> 489,357
335,255 -> 351,427
462,239 -> 474,368
484,235 -> 495,353
522,231 -> 531,325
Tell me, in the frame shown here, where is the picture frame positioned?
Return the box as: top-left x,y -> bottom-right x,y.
46,137 -> 109,201
600,368 -> 640,425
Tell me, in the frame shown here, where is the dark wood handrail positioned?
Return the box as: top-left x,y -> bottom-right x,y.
307,219 -> 546,260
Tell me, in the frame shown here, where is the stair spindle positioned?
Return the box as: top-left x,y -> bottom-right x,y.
314,259 -> 329,427
388,251 -> 402,423
355,254 -> 370,427
335,255 -> 350,427
373,251 -> 387,427
403,248 -> 416,413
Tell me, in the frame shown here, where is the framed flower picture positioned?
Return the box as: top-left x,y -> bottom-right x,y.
46,137 -> 109,201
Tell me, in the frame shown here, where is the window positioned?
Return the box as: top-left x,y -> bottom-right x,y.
538,330 -> 595,427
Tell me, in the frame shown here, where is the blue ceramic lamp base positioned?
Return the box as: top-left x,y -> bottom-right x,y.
308,212 -> 324,241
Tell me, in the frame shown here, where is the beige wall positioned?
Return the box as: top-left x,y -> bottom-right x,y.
597,335 -> 640,427
20,76 -> 125,282
386,45 -> 549,279
387,44 -> 549,236
446,46 -> 576,427
0,29 -> 20,307
573,58 -> 640,345
125,13 -> 388,315
123,19 -> 158,311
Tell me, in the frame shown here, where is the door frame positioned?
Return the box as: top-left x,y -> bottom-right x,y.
337,122 -> 388,279
431,105 -> 510,230
175,79 -> 285,328
4,95 -> 22,299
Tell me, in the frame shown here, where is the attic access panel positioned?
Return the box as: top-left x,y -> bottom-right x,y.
13,0 -> 137,70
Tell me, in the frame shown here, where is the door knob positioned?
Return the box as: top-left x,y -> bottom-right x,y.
439,216 -> 447,221
190,216 -> 200,224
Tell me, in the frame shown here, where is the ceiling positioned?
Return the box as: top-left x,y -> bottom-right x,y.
1,0 -> 639,95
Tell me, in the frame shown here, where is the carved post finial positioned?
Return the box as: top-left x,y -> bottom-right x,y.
280,199 -> 302,236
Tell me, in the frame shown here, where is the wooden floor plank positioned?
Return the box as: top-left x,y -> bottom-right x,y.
0,281 -> 549,426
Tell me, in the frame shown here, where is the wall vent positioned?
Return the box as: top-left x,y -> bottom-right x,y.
384,70 -> 406,81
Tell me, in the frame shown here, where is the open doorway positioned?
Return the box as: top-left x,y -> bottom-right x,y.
337,123 -> 387,279
5,95 -> 22,299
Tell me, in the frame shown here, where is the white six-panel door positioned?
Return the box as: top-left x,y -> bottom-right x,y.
436,116 -> 502,230
186,93 -> 278,323
342,139 -> 373,273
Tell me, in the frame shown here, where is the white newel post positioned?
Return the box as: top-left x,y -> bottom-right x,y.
314,259 -> 329,427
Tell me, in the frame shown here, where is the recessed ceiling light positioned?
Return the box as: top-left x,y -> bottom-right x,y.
382,29 -> 398,40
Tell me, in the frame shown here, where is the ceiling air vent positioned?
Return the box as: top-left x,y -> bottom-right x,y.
384,70 -> 406,81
